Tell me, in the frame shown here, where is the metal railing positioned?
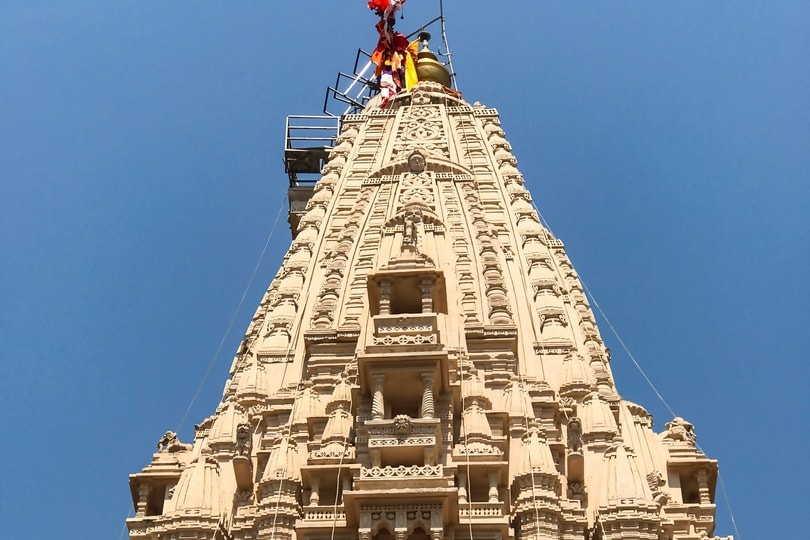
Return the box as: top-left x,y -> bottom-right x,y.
283,115 -> 339,186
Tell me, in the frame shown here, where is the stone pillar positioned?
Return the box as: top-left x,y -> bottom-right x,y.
430,530 -> 443,540
359,530 -> 372,540
379,279 -> 392,315
372,374 -> 385,420
136,483 -> 149,516
342,474 -> 352,502
309,477 -> 320,506
370,447 -> 381,468
457,473 -> 468,504
420,278 -> 434,313
420,372 -> 435,419
697,469 -> 711,504
488,472 -> 499,503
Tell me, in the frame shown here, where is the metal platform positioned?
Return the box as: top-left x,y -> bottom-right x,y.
284,115 -> 339,187
323,48 -> 378,117
283,9 -> 456,237
284,115 -> 338,236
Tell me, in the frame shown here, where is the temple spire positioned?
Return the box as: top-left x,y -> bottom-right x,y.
126,11 -> 728,539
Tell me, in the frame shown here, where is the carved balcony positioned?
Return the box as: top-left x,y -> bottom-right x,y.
368,313 -> 441,352
458,501 -> 507,521
365,416 -> 442,468
299,505 -> 348,529
354,464 -> 454,491
308,445 -> 356,464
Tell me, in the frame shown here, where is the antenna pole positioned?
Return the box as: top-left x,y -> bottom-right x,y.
438,0 -> 457,89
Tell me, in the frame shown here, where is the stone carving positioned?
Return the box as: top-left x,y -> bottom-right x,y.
376,321 -> 433,333
369,437 -> 435,447
363,502 -> 442,512
367,422 -> 438,438
157,431 -> 177,451
393,414 -> 413,436
402,212 -> 419,250
398,174 -> 436,209
568,481 -> 585,498
559,397 -> 576,411
532,278 -> 563,299
646,470 -> 664,492
662,417 -> 696,444
458,183 -> 515,324
408,150 -> 427,173
538,310 -> 568,331
235,423 -> 251,456
454,441 -> 502,456
303,509 -> 347,521
309,185 -> 379,330
646,470 -> 670,506
567,417 -> 583,452
393,105 -> 450,159
156,431 -> 191,453
373,333 -> 437,346
309,447 -> 355,460
360,465 -> 442,478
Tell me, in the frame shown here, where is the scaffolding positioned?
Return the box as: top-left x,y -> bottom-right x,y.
283,115 -> 339,187
283,4 -> 456,236
283,115 -> 338,236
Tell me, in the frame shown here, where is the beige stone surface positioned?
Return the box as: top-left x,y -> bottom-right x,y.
127,81 -> 728,540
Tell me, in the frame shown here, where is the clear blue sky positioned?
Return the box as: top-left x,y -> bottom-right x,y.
1,2 -> 807,538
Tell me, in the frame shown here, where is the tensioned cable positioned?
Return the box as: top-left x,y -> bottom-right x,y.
117,508 -> 133,540
267,213 -> 328,539
517,374 -> 544,540
455,108 -> 548,538
274,150 -> 385,539
328,363 -> 356,540
265,289 -> 318,540
175,198 -> 286,434
437,127 -> 476,539
119,199 -> 286,540
531,205 -> 677,417
577,286 -> 677,420
584,274 -> 741,539
716,470 -> 741,539
457,350 -> 476,540
267,380 -> 305,540
532,200 -> 741,540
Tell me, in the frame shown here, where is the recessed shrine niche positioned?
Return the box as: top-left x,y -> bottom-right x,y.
361,216 -> 451,470
368,204 -> 447,319
365,266 -> 447,354
368,270 -> 447,317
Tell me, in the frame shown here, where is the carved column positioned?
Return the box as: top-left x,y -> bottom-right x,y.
359,530 -> 372,540
430,530 -> 443,540
420,277 -> 434,313
421,372 -> 435,419
457,473 -> 468,504
136,483 -> 149,517
372,374 -> 386,420
342,475 -> 352,502
379,279 -> 392,315
488,472 -> 499,503
370,447 -> 381,468
309,477 -> 320,506
697,469 -> 711,505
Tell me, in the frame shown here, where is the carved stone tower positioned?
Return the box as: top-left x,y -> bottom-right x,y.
127,75 -> 729,540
